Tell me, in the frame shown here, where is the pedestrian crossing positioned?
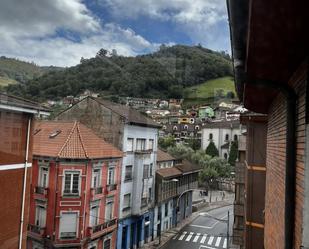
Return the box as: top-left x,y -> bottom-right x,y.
173,231 -> 227,248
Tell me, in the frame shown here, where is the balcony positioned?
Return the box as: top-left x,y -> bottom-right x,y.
28,224 -> 46,238
34,186 -> 49,199
87,218 -> 117,239
106,184 -> 117,192
90,187 -> 104,199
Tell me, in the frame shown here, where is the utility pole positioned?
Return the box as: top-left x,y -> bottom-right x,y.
227,210 -> 230,249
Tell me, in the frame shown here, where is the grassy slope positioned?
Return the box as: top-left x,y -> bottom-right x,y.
0,76 -> 17,86
183,76 -> 236,107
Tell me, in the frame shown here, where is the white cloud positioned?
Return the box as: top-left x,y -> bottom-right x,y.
100,0 -> 229,52
0,0 -> 158,66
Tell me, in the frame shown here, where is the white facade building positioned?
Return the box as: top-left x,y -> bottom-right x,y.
120,124 -> 158,219
201,120 -> 245,159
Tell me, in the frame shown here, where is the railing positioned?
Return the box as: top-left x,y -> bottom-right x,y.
107,184 -> 117,192
34,186 -> 48,197
91,218 -> 117,234
92,186 -> 103,195
28,224 -> 45,236
134,149 -> 153,154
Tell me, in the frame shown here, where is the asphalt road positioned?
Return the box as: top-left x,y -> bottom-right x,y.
161,205 -> 233,249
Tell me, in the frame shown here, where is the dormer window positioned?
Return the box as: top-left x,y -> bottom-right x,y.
49,130 -> 61,138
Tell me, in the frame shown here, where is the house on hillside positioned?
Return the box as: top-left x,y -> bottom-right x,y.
201,120 -> 245,159
0,93 -> 49,249
27,121 -> 122,249
56,97 -> 161,249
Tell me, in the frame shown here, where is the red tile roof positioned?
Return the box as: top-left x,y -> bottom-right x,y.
34,121 -> 122,159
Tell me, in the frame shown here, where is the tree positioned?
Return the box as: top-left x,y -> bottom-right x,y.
187,137 -> 201,150
205,141 -> 219,157
167,144 -> 194,160
96,48 -> 108,58
226,91 -> 235,99
158,136 -> 176,150
228,141 -> 238,166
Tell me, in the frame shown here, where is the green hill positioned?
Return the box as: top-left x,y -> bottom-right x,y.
183,76 -> 236,107
6,45 -> 233,101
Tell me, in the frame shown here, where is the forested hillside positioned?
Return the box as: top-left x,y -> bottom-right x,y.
6,45 -> 232,101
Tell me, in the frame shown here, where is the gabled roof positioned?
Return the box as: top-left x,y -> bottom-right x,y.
34,121 -> 122,159
201,120 -> 240,129
175,159 -> 202,174
0,92 -> 50,115
92,97 -> 161,128
156,167 -> 182,178
157,149 -> 175,162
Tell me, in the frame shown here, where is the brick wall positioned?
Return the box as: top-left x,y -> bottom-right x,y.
264,62 -> 307,249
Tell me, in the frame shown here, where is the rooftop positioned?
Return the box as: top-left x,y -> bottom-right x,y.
0,92 -> 50,115
33,121 -> 122,159
157,149 -> 175,162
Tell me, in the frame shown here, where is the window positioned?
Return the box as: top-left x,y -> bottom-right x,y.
107,166 -> 115,185
92,168 -> 101,188
90,201 -> 100,226
103,238 -> 111,249
143,164 -> 150,179
224,153 -> 228,160
35,205 -> 46,228
136,138 -> 146,151
148,187 -> 152,201
173,126 -> 177,131
195,125 -> 200,130
63,171 -> 80,196
165,202 -> 168,217
127,138 -> 134,152
234,134 -> 238,141
184,125 -> 188,130
225,134 -> 229,141
59,212 -> 78,239
105,198 -> 114,220
209,133 -> 213,140
148,139 -> 154,150
149,163 -> 153,177
125,165 -> 133,181
123,194 -> 131,209
39,166 -> 49,188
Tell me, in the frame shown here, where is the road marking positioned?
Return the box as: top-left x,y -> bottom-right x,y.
190,224 -> 214,229
215,237 -> 221,247
200,234 -> 208,244
173,235 -> 177,240
178,231 -> 187,241
207,236 -> 214,245
186,232 -> 194,241
223,238 -> 227,248
199,245 -> 216,249
193,233 -> 201,242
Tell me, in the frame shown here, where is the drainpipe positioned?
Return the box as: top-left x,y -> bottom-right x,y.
250,79 -> 297,249
18,117 -> 31,249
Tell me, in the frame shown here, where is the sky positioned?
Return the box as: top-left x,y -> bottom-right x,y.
0,0 -> 230,67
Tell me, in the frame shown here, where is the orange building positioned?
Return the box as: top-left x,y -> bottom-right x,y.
27,121 -> 122,249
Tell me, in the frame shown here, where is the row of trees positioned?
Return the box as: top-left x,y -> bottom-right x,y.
159,137 -> 238,190
7,45 -> 232,101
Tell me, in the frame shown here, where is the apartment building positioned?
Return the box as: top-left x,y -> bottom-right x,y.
201,120 -> 244,159
228,0 -> 309,248
27,121 -> 122,249
154,150 -> 201,239
56,97 -> 161,249
0,92 -> 49,249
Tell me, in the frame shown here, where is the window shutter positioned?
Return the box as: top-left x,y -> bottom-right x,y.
60,213 -> 77,238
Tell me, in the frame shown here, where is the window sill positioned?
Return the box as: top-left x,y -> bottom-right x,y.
124,179 -> 132,183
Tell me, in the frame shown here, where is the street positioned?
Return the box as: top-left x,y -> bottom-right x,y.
161,205 -> 233,249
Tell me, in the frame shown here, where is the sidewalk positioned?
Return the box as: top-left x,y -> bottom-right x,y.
142,199 -> 233,249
